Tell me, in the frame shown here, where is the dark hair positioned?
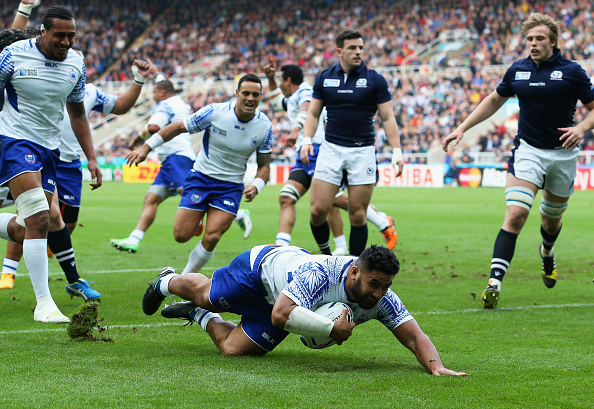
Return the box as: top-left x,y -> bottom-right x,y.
237,73 -> 262,91
0,29 -> 28,52
356,245 -> 400,277
154,79 -> 176,94
336,29 -> 362,48
280,65 -> 304,85
42,5 -> 75,31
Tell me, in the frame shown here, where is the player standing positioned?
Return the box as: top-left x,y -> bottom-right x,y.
442,13 -> 594,308
126,74 -> 272,275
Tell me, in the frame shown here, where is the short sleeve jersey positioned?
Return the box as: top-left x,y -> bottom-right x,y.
58,83 -> 117,162
0,39 -> 85,149
496,51 -> 594,149
254,245 -> 413,332
183,101 -> 273,184
312,61 -> 391,147
282,82 -> 325,148
149,95 -> 196,163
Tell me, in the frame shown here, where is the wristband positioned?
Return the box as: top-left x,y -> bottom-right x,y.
131,65 -> 147,85
252,177 -> 266,193
145,134 -> 164,150
17,0 -> 41,17
284,306 -> 334,338
153,73 -> 166,84
302,136 -> 312,145
139,125 -> 150,140
391,148 -> 403,166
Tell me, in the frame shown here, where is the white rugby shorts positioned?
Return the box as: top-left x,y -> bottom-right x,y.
313,140 -> 377,186
511,139 -> 577,197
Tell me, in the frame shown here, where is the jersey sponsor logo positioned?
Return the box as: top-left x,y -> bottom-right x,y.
356,78 -> 367,88
223,199 -> 236,208
45,62 -> 58,68
323,79 -> 340,87
25,152 -> 36,164
190,193 -> 202,203
234,124 -> 246,131
18,68 -> 38,77
515,71 -> 531,80
337,89 -> 353,94
64,194 -> 75,200
212,126 -> 227,136
550,70 -> 563,80
529,82 -> 546,87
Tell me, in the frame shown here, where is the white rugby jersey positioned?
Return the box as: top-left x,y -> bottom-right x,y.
0,39 -> 85,150
59,83 -> 117,162
252,245 -> 413,332
183,101 -> 273,184
149,95 -> 195,163
283,82 -> 325,149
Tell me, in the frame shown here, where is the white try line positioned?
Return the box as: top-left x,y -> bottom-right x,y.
1,303 -> 592,336
14,267 -> 221,277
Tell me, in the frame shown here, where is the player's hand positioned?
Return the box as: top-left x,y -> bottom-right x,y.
261,57 -> 276,78
21,0 -> 41,7
132,59 -> 150,78
243,185 -> 258,202
126,145 -> 150,166
329,308 -> 355,345
86,159 -> 103,190
442,129 -> 464,152
432,367 -> 468,377
300,143 -> 314,165
285,128 -> 299,147
558,125 -> 584,149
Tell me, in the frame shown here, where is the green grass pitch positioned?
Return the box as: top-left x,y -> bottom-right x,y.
1,183 -> 593,408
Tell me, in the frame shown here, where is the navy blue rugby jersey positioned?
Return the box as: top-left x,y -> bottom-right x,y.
496,50 -> 594,149
312,61 -> 391,147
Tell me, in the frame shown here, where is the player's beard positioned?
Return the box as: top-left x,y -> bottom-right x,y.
351,276 -> 378,310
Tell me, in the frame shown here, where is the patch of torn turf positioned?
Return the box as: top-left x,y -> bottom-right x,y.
67,302 -> 113,342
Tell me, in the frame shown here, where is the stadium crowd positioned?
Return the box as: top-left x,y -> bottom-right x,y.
7,0 -> 591,163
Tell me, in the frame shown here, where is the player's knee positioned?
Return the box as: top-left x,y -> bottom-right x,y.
15,188 -> 50,230
173,229 -> 192,243
540,198 -> 568,219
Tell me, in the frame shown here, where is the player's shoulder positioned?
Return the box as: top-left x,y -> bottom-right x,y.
252,109 -> 272,126
4,38 -> 35,55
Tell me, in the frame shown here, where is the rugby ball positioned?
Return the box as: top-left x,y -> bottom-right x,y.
300,302 -> 354,349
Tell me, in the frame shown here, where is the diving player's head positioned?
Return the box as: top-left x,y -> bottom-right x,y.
348,245 -> 399,310
38,5 -> 76,61
235,73 -> 262,121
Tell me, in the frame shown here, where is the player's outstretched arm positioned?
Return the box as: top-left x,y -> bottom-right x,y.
392,319 -> 468,376
111,59 -> 150,114
442,90 -> 508,152
126,120 -> 186,166
12,0 -> 41,31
